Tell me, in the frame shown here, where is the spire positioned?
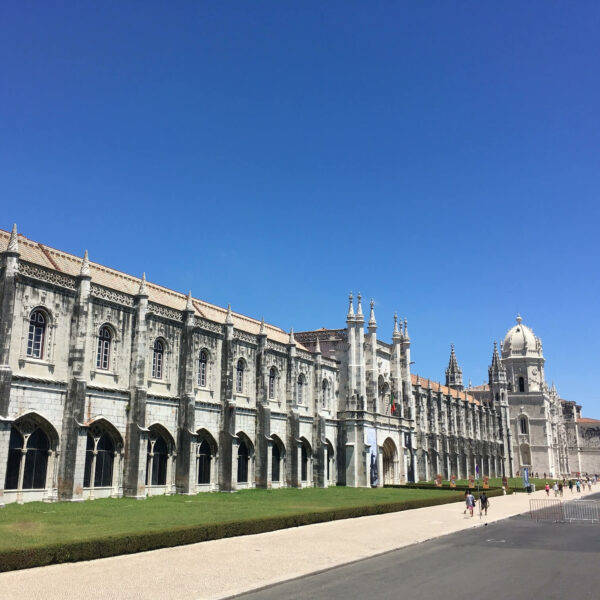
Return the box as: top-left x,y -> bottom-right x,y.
368,298 -> 377,328
314,336 -> 321,355
445,344 -> 463,391
80,249 -> 90,277
356,292 -> 363,318
347,291 -> 355,319
138,272 -> 148,296
488,340 -> 507,387
516,313 -> 523,325
185,290 -> 194,312
288,327 -> 296,345
490,341 -> 501,369
225,304 -> 233,325
392,313 -> 401,341
403,318 -> 410,341
7,223 -> 18,253
259,317 -> 266,336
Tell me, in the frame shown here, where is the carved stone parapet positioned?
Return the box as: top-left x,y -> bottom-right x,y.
19,261 -> 77,290
148,302 -> 182,322
265,340 -> 287,354
233,329 -> 257,345
194,316 -> 223,334
90,283 -> 135,307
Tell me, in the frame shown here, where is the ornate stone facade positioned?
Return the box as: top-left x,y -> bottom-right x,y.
0,226 -> 597,505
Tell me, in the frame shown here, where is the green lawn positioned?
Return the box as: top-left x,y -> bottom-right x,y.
0,487 -> 462,552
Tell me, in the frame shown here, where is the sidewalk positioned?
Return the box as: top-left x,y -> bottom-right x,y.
0,486 -> 597,600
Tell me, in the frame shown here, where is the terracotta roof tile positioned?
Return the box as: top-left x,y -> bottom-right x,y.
411,373 -> 479,405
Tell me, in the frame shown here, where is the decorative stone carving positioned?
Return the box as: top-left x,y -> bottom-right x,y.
19,262 -> 77,290
90,284 -> 135,307
233,329 -> 257,345
148,302 -> 182,322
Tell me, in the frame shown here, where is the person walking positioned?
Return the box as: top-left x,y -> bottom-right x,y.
466,491 -> 475,517
569,479 -> 573,493
558,481 -> 563,497
480,492 -> 489,516
553,482 -> 559,497
545,482 -> 550,496
463,489 -> 469,515
576,479 -> 581,493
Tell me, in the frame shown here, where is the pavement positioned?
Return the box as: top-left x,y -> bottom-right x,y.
0,485 -> 597,600
237,491 -> 600,600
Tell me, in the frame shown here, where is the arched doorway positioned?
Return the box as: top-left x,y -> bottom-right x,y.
382,438 -> 397,485
196,429 -> 218,490
325,439 -> 335,485
271,435 -> 285,486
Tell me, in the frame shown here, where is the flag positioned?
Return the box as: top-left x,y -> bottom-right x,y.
389,392 -> 396,414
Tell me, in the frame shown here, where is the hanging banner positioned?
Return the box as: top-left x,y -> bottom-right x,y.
523,467 -> 529,488
435,473 -> 443,487
483,475 -> 489,489
450,474 -> 457,488
468,475 -> 475,488
366,427 -> 379,487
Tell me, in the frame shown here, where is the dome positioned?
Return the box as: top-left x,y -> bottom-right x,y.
502,315 -> 542,358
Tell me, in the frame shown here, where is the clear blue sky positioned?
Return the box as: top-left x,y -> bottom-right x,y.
1,2 -> 599,413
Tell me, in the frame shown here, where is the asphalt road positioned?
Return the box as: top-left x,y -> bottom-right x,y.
235,493 -> 600,600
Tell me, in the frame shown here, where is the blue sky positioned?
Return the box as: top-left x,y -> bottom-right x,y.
1,2 -> 599,412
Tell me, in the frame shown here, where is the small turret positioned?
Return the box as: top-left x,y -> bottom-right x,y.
356,292 -> 364,321
392,313 -> 402,342
368,298 -> 377,329
314,336 -> 321,355
445,344 -> 464,391
7,223 -> 18,254
80,250 -> 91,278
185,290 -> 194,313
347,291 -> 355,321
258,317 -> 266,336
137,272 -> 148,297
225,304 -> 233,325
288,327 -> 296,346
403,318 -> 410,342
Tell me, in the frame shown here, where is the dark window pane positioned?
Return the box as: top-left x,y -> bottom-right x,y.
237,441 -> 249,483
271,443 -> 280,482
301,445 -> 308,481
198,440 -> 211,484
4,427 -> 23,490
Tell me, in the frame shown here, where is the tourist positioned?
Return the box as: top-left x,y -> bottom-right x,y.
463,489 -> 470,515
553,482 -> 559,497
569,479 -> 573,493
545,482 -> 550,496
480,492 -> 489,516
466,491 -> 475,517
558,481 -> 563,496
576,479 -> 581,493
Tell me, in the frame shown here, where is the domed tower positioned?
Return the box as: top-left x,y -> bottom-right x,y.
502,315 -> 559,477
501,314 -> 545,394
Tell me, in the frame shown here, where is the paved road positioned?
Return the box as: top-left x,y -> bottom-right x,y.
235,494 -> 600,600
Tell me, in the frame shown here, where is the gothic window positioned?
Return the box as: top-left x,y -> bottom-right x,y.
197,439 -> 211,484
152,339 -> 164,379
83,430 -> 115,488
27,310 -> 46,359
4,424 -> 50,490
322,379 -> 329,408
236,359 -> 245,393
326,441 -> 334,482
146,432 -> 169,486
520,417 -> 528,435
198,350 -> 208,387
268,367 -> 277,399
297,374 -> 305,404
237,440 -> 249,483
96,326 -> 112,370
518,377 -> 525,393
301,443 -> 309,482
271,441 -> 280,482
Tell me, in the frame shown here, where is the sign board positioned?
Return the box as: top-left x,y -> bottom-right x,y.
468,475 -> 475,488
435,474 -> 443,487
483,475 -> 489,489
450,474 -> 457,488
475,464 -> 480,480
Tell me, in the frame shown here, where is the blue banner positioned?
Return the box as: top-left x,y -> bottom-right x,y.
523,467 -> 529,487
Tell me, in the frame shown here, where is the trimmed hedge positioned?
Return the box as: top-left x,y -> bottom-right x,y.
386,483 -> 508,492
0,492 -> 472,572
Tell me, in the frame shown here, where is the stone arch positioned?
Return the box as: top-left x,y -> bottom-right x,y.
84,417 -> 124,497
146,423 -> 176,493
325,438 -> 335,485
235,431 -> 254,486
196,428 -> 218,487
299,437 -> 312,484
520,443 -> 532,467
382,437 -> 398,485
270,434 -> 286,484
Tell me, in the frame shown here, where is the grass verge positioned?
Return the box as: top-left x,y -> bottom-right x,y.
0,487 -> 475,572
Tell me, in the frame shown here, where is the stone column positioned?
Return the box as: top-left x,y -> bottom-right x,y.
255,322 -> 271,488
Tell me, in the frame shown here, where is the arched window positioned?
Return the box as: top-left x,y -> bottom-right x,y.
146,432 -> 168,486
268,367 -> 277,399
198,350 -> 208,387
236,359 -> 245,394
197,439 -> 211,484
237,440 -> 249,483
4,424 -> 50,490
272,441 -> 280,482
27,310 -> 46,359
518,377 -> 525,393
83,430 -> 115,488
152,340 -> 164,379
297,374 -> 305,404
322,379 -> 329,408
326,442 -> 334,482
520,417 -> 528,435
301,443 -> 309,482
96,326 -> 112,370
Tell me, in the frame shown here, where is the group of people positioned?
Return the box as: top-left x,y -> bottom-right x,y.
463,490 -> 489,517
544,476 -> 597,496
